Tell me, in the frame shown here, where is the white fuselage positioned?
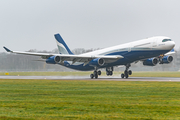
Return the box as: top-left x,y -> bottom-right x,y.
81,36 -> 175,57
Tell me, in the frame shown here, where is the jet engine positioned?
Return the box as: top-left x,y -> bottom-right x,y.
89,58 -> 105,66
143,58 -> 158,66
162,56 -> 173,64
46,56 -> 61,64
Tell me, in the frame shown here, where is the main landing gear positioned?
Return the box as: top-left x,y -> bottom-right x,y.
121,64 -> 132,79
90,70 -> 101,79
106,67 -> 113,76
90,65 -> 132,79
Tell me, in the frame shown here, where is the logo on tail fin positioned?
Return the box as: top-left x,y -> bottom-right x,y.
54,34 -> 74,55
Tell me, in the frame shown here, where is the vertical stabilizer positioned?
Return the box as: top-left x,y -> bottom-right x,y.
54,34 -> 74,55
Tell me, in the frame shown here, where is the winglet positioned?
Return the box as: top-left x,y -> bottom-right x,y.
3,46 -> 12,52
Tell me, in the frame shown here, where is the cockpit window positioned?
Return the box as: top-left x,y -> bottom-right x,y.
162,39 -> 171,42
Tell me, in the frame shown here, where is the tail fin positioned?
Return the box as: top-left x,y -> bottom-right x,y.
54,34 -> 74,55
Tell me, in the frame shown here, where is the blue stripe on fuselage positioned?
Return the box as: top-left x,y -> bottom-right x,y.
59,49 -> 170,71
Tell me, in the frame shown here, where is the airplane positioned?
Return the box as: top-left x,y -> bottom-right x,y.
3,33 -> 175,79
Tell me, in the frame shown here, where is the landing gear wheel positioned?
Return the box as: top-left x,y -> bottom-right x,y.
128,70 -> 132,75
106,67 -> 113,76
98,70 -> 101,75
125,74 -> 129,79
106,71 -> 113,76
90,74 -> 94,79
90,69 -> 101,79
121,73 -> 125,78
106,71 -> 109,76
109,71 -> 113,76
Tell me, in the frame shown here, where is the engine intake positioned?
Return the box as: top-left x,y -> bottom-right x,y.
89,58 -> 105,66
54,56 -> 61,63
46,56 -> 61,64
162,56 -> 173,64
143,58 -> 158,66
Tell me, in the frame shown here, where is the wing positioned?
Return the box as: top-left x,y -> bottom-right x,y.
3,46 -> 124,65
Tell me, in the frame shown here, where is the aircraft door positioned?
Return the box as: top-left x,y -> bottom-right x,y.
152,39 -> 157,48
128,43 -> 131,52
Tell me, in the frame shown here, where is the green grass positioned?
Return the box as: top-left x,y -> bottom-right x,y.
0,71 -> 92,76
0,71 -> 180,77
131,71 -> 180,77
0,79 -> 180,119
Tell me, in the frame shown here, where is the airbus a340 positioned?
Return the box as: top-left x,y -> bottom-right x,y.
3,33 -> 175,79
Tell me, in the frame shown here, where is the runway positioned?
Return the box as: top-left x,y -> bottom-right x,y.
0,75 -> 180,82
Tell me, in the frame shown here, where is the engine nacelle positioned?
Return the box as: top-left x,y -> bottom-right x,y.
162,56 -> 173,64
143,58 -> 158,66
46,56 -> 61,64
89,58 -> 105,66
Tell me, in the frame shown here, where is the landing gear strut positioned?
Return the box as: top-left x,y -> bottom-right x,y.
90,69 -> 101,79
159,55 -> 164,64
121,64 -> 132,79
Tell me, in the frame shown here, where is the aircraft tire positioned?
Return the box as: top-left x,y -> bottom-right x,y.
106,71 -> 109,76
98,70 -> 101,75
95,74 -> 98,79
128,70 -> 132,75
90,74 -> 94,79
121,73 -> 125,78
109,71 -> 113,76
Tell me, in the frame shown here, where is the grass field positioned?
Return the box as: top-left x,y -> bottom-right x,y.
0,71 -> 180,77
0,79 -> 180,119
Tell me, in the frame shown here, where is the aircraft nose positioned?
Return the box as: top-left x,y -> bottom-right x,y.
168,41 -> 175,49
171,41 -> 175,47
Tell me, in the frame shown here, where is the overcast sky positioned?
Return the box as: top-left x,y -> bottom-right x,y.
1,0 -> 180,52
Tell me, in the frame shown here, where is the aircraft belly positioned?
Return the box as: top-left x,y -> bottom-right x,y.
58,49 -> 170,71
